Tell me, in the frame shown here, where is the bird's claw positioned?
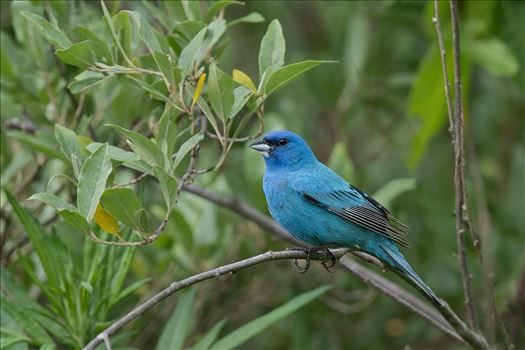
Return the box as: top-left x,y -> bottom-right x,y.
290,247 -> 337,274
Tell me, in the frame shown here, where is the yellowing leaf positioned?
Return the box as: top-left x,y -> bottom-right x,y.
191,73 -> 206,108
232,69 -> 257,93
94,204 -> 121,237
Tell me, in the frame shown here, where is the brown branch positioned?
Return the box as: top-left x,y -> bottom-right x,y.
182,184 -> 496,349
82,248 -> 350,350
433,0 -> 477,331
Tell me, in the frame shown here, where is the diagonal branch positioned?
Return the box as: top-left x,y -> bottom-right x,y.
182,184 -> 493,348
82,249 -> 349,350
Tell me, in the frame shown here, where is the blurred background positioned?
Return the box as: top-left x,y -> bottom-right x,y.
1,1 -> 524,349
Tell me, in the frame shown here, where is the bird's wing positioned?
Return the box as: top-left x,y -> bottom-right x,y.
301,184 -> 410,248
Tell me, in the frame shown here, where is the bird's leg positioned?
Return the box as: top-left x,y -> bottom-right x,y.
286,247 -> 313,273
320,248 -> 337,273
286,246 -> 337,273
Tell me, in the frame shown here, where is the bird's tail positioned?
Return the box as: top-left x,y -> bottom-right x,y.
379,244 -> 443,307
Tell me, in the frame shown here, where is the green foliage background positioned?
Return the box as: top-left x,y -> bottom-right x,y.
1,1 -> 524,349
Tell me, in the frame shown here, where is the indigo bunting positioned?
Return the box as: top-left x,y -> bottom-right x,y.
250,130 -> 439,303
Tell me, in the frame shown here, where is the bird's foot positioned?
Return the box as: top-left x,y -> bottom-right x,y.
289,247 -> 338,274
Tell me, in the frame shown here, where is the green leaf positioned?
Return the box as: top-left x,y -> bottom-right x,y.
55,125 -> 83,177
153,166 -> 178,210
21,11 -> 71,49
0,295 -> 53,346
207,63 -> 235,120
55,125 -> 81,162
178,27 -> 207,79
407,45 -> 448,168
213,286 -> 330,349
87,142 -> 138,162
228,12 -> 265,27
265,60 -> 332,95
127,75 -> 170,103
77,143 -> 113,221
373,178 -> 417,208
156,105 -> 179,155
172,133 -> 204,171
100,188 -> 142,231
107,124 -> 166,168
327,142 -> 355,182
128,11 -> 163,53
58,209 -> 89,233
156,289 -> 197,350
5,191 -> 61,289
8,131 -> 68,162
229,86 -> 253,119
153,51 -> 175,85
68,71 -> 113,94
55,40 -> 96,68
258,19 -> 285,78
110,277 -> 151,307
469,38 -> 519,77
206,1 -> 243,21
29,193 -> 76,212
190,320 -> 226,350
344,13 -> 369,90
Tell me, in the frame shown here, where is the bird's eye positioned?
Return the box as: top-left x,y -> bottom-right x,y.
278,138 -> 288,146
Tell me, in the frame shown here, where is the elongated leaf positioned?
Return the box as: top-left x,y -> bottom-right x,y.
68,71 -> 113,94
77,143 -> 113,221
58,209 -> 89,233
265,60 -> 332,95
128,11 -> 163,53
21,11 -> 71,49
206,1 -> 243,21
87,142 -> 138,162
127,75 -> 170,103
94,204 -> 121,236
55,40 -> 96,68
153,166 -> 178,210
100,188 -> 141,231
156,289 -> 197,350
0,295 -> 53,346
55,125 -> 83,177
190,320 -> 226,350
470,38 -> 519,77
213,286 -> 330,349
172,133 -> 204,170
55,125 -> 81,162
110,277 -> 151,307
229,86 -> 252,119
156,105 -> 179,156
178,27 -> 207,79
8,131 -> 68,162
207,63 -> 235,120
228,12 -> 265,27
29,193 -> 76,212
154,51 -> 174,85
192,73 -> 206,108
373,178 -> 417,208
233,69 -> 257,93
258,19 -> 285,78
107,124 -> 165,168
5,191 -> 61,289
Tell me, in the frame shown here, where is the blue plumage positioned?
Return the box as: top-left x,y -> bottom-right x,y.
250,130 -> 439,303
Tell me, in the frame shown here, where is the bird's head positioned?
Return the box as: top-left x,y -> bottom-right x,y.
250,130 -> 317,170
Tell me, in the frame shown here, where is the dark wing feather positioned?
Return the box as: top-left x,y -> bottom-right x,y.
302,185 -> 410,248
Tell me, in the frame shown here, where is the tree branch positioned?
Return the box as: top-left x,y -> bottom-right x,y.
181,185 -> 496,347
83,249 -> 349,350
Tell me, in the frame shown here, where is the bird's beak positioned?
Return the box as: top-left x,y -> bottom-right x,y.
250,139 -> 271,158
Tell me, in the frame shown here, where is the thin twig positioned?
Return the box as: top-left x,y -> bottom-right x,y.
182,184 -> 493,349
82,249 -> 349,350
434,0 -> 477,331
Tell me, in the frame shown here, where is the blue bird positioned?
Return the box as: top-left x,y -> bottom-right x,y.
250,130 -> 440,304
